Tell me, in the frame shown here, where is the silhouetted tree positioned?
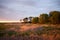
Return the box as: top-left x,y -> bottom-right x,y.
29,16 -> 33,23
23,17 -> 28,23
49,11 -> 60,24
21,11 -> 60,24
32,17 -> 39,23
39,13 -> 48,24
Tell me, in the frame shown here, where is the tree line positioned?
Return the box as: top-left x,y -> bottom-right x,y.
20,11 -> 60,24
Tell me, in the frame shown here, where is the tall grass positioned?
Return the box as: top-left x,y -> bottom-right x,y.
0,23 -> 60,40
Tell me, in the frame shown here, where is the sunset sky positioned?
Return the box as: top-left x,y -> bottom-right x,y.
0,0 -> 60,21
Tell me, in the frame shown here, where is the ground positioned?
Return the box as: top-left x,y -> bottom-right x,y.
0,23 -> 60,40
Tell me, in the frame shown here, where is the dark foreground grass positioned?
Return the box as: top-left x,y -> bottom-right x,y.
0,23 -> 60,40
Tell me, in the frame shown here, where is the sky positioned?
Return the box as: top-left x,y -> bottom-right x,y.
0,0 -> 60,21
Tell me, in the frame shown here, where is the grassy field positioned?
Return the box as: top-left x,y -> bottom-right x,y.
0,23 -> 60,40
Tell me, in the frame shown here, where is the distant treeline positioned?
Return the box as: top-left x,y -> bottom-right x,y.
20,11 -> 60,24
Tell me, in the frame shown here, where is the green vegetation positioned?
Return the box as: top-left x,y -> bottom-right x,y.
7,31 -> 17,36
32,17 -> 39,23
49,11 -> 60,24
39,13 -> 48,24
22,11 -> 60,24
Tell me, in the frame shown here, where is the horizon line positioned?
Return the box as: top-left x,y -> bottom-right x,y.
0,21 -> 20,23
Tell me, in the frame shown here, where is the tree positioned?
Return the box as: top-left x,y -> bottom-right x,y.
32,17 -> 39,23
23,17 -> 28,23
39,13 -> 48,24
49,11 -> 60,24
20,19 -> 22,22
29,16 -> 33,23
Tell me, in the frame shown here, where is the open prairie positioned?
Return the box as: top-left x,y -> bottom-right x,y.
0,23 -> 60,40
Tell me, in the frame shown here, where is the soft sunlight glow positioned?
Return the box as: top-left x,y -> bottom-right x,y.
0,21 -> 20,23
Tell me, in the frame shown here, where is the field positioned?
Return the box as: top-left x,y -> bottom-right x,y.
0,23 -> 60,40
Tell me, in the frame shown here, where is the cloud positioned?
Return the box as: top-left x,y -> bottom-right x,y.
0,0 -> 60,21
0,0 -> 36,7
0,5 -> 4,8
